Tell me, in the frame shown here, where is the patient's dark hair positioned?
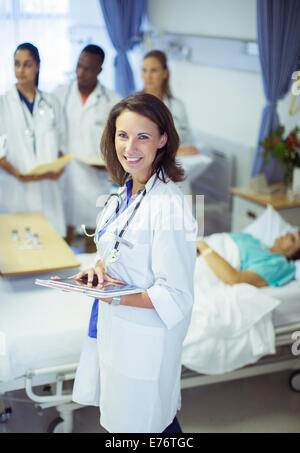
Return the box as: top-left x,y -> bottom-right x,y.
290,247 -> 300,261
289,230 -> 300,261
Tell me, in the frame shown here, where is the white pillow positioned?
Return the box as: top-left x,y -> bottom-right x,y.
243,204 -> 298,246
243,204 -> 300,279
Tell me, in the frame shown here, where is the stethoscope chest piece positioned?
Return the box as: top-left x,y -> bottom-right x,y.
25,128 -> 34,138
108,248 -> 120,263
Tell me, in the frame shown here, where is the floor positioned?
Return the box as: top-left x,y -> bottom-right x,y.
1,369 -> 300,433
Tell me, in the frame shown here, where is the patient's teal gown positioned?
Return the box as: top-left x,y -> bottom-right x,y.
229,233 -> 296,287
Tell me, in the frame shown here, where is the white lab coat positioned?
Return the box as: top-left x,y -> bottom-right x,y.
0,86 -> 66,237
54,81 -> 122,227
164,96 -> 194,146
72,173 -> 197,433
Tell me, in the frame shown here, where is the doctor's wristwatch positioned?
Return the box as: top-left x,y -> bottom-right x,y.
110,295 -> 121,305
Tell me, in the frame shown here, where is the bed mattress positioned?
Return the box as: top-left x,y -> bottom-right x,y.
1,252 -> 299,382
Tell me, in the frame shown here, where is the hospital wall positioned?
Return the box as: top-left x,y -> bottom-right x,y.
146,0 -> 300,187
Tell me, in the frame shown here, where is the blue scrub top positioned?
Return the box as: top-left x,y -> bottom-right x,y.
18,89 -> 35,114
229,232 -> 296,287
88,180 -> 142,339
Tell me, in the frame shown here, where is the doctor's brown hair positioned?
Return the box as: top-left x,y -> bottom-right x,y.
100,93 -> 184,187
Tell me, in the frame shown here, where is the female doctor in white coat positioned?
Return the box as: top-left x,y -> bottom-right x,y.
71,93 -> 197,433
141,49 -> 198,157
0,43 -> 66,236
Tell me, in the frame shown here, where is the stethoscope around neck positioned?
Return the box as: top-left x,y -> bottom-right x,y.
81,189 -> 147,263
21,91 -> 55,143
62,80 -> 110,139
81,193 -> 123,238
64,79 -> 110,111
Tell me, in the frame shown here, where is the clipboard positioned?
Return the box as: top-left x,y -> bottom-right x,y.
35,277 -> 143,298
76,155 -> 106,167
25,154 -> 73,176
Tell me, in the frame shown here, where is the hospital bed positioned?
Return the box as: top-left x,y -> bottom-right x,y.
1,207 -> 300,433
181,204 -> 300,391
177,144 -> 233,233
181,280 -> 300,391
0,254 -> 95,433
1,256 -> 300,433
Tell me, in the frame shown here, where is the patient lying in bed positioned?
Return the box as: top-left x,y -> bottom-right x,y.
196,230 -> 300,288
182,207 -> 300,375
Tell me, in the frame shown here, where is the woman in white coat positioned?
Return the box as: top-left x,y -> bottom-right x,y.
71,93 -> 197,433
141,49 -> 198,157
0,43 -> 66,237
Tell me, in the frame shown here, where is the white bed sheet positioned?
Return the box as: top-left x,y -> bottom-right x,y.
0,253 -> 96,382
260,280 -> 300,327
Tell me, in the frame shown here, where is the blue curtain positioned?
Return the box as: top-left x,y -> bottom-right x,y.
251,0 -> 300,182
99,0 -> 146,97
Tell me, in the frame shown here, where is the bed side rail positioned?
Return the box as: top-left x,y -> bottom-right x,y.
25,363 -> 78,406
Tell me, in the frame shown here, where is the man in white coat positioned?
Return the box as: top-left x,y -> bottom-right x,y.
54,45 -> 121,251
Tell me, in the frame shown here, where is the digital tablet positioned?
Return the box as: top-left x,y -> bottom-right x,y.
35,277 -> 144,298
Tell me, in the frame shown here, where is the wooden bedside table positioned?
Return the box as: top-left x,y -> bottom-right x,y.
230,185 -> 300,232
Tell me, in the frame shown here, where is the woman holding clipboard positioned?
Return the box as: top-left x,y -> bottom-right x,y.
71,93 -> 197,433
0,43 -> 66,236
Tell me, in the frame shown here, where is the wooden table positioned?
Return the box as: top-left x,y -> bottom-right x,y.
0,212 -> 80,275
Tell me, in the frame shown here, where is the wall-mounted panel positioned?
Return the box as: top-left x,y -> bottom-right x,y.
147,32 -> 260,73
147,0 -> 257,41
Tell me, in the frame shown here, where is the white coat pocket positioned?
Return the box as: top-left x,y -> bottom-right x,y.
110,316 -> 164,381
123,241 -> 151,287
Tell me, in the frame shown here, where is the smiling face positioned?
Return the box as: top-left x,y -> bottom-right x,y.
272,230 -> 300,258
115,110 -> 167,185
14,49 -> 39,87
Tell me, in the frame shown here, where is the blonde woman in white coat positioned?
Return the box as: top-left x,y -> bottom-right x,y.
0,43 -> 66,237
142,49 -> 198,157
